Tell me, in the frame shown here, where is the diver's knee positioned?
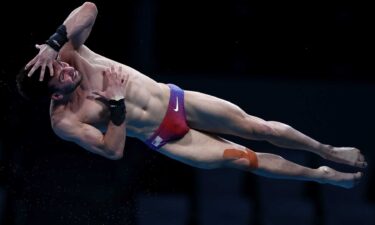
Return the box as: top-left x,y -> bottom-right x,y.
223,148 -> 259,170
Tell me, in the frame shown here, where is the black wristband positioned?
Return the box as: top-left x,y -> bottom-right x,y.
46,25 -> 69,52
109,98 -> 126,126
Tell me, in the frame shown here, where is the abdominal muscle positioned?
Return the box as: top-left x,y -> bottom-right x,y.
122,73 -> 171,140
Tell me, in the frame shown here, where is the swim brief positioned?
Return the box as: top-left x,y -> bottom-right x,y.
144,84 -> 190,150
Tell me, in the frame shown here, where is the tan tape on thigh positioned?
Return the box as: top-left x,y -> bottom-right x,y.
223,148 -> 259,169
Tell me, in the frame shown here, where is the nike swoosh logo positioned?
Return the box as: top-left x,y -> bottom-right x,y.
174,97 -> 179,112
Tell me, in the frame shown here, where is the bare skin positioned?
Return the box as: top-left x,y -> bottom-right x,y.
24,2 -> 366,189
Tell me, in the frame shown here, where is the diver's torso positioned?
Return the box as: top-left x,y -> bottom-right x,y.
51,45 -> 171,140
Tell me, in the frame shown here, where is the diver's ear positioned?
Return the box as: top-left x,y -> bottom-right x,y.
51,93 -> 63,100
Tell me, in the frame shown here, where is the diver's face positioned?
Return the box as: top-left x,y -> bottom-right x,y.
49,60 -> 82,94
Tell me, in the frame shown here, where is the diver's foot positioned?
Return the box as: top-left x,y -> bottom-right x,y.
317,166 -> 362,189
322,146 -> 367,168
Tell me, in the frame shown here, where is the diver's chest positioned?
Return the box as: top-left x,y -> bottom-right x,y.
78,100 -> 110,130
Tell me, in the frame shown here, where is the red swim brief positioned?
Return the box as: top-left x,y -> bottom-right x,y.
144,84 -> 190,150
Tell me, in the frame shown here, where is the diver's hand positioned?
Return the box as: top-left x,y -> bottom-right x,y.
92,65 -> 129,101
25,44 -> 58,81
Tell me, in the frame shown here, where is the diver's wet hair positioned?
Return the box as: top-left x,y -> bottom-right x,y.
16,66 -> 54,101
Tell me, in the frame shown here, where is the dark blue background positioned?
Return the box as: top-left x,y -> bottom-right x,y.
0,1 -> 374,225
